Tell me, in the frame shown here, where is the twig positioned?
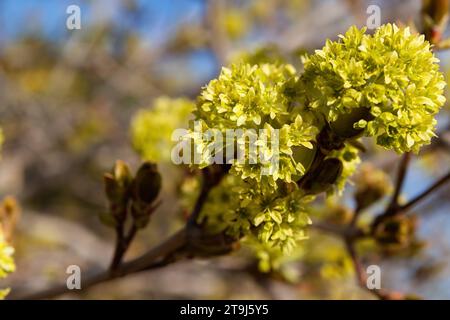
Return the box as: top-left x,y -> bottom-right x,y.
399,171 -> 450,212
386,153 -> 411,215
109,224 -> 138,272
188,167 -> 227,227
109,225 -> 125,271
14,227 -> 188,300
187,172 -> 213,227
17,167 -> 227,300
344,238 -> 402,300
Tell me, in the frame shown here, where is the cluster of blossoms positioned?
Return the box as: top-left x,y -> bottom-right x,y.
132,24 -> 446,263
131,97 -> 194,162
194,175 -> 313,253
300,24 -> 446,153
0,236 -> 14,299
192,62 -> 319,186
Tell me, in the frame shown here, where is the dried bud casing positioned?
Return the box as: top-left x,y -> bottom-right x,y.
130,162 -> 162,228
131,162 -> 162,205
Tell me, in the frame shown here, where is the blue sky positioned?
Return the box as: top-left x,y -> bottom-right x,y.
0,0 -> 206,44
0,1 -> 216,83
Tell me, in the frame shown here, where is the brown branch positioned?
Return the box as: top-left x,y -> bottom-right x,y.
14,227 -> 188,300
187,171 -> 213,227
109,224 -> 138,272
109,225 -> 125,271
398,171 -> 450,212
16,167 -> 228,300
386,153 -> 411,215
188,166 -> 228,226
344,238 -> 407,300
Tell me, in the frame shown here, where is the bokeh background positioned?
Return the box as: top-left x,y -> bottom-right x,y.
1,0 -> 450,299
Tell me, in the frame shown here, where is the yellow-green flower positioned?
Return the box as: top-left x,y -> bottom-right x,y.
131,97 -> 194,162
0,233 -> 15,299
301,24 -> 446,153
192,63 -> 320,186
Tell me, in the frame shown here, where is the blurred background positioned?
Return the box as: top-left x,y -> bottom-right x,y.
1,0 -> 450,299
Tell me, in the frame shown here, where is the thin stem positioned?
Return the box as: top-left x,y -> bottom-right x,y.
399,171 -> 450,212
344,238 -> 399,300
109,225 -> 126,271
187,180 -> 211,227
386,153 -> 411,215
344,238 -> 365,287
13,227 -> 188,300
16,167 -> 226,300
188,167 -> 227,227
109,224 -> 139,272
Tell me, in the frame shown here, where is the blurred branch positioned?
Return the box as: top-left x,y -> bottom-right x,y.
109,224 -> 137,272
344,239 -> 406,300
16,227 -> 187,300
399,171 -> 450,213
313,163 -> 450,300
16,167 -> 229,299
386,153 -> 411,215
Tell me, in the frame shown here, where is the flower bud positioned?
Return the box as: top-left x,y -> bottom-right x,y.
103,160 -> 132,203
373,215 -> 417,249
354,164 -> 392,210
102,160 -> 133,226
327,204 -> 353,225
130,162 -> 162,228
131,162 -> 161,205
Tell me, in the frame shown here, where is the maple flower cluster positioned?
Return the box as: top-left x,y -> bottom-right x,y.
132,24 -> 446,256
300,24 -> 446,153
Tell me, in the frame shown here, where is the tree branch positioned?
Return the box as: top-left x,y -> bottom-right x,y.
344,238 -> 406,300
15,167 -> 228,299
13,227 -> 187,300
399,171 -> 450,212
386,153 -> 411,215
